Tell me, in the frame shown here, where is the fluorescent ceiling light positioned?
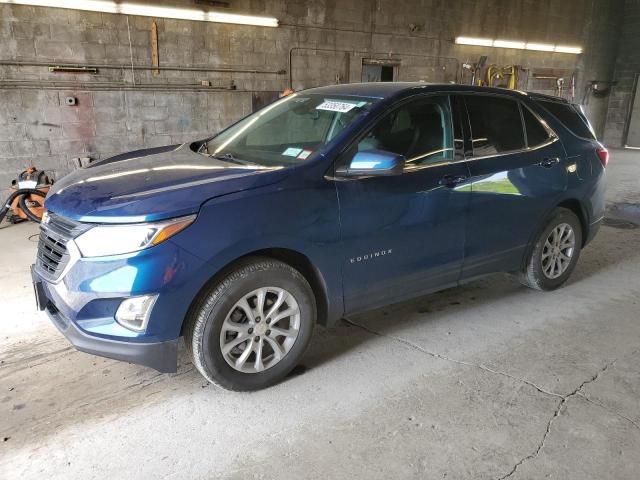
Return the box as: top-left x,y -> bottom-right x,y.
0,0 -> 279,27
455,37 -> 494,47
525,43 -> 555,52
493,40 -> 526,49
554,45 -> 583,54
455,36 -> 582,54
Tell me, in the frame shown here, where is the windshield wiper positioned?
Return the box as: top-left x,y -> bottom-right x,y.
210,152 -> 254,166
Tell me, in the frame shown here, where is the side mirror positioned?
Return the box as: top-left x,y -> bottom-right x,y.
337,149 -> 405,177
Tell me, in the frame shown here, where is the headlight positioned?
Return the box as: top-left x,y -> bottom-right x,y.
74,214 -> 196,257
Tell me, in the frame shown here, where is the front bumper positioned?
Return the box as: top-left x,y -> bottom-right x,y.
31,211 -> 217,373
33,264 -> 179,372
46,300 -> 178,372
31,233 -> 210,373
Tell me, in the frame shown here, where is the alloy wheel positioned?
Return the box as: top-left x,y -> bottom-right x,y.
541,223 -> 575,279
220,287 -> 301,373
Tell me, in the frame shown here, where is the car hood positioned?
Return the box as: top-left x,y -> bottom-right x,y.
45,143 -> 288,223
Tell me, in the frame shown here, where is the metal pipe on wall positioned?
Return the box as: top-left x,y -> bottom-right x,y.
0,60 -> 286,75
0,81 -> 245,91
279,22 -> 444,42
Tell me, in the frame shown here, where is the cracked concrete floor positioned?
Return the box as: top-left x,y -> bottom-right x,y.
1,149 -> 639,479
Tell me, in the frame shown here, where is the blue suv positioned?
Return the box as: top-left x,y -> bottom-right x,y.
32,83 -> 607,390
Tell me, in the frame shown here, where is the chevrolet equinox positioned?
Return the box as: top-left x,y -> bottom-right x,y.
32,83 -> 607,390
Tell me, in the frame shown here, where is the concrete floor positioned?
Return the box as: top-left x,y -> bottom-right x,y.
1,150 -> 639,480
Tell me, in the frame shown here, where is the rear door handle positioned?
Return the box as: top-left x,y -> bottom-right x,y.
538,157 -> 560,168
439,174 -> 467,187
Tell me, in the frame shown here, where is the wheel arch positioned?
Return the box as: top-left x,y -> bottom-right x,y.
180,247 -> 331,336
557,198 -> 589,247
520,198 -> 589,272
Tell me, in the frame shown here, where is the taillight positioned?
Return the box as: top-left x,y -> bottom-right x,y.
596,147 -> 609,168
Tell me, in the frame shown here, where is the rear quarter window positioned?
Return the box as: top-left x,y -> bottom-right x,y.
537,100 -> 596,140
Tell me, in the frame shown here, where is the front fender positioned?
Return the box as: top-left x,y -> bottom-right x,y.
172,176 -> 343,325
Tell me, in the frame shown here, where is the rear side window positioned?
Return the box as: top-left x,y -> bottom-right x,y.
522,107 -> 552,147
465,95 -> 525,156
537,100 -> 595,140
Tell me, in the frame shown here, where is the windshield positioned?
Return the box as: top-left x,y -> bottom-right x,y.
202,93 -> 378,166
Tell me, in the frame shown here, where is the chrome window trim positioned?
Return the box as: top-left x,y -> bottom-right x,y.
405,147 -> 456,165
405,135 -> 558,167
326,91 -> 562,181
463,136 -> 559,162
325,136 -> 560,180
459,93 -> 560,161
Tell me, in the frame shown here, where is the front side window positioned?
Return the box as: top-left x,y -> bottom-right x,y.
465,95 -> 526,156
203,93 -> 378,166
351,95 -> 454,167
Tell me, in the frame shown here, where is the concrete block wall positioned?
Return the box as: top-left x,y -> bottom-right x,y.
0,88 -> 252,187
604,0 -> 640,146
0,0 -> 627,190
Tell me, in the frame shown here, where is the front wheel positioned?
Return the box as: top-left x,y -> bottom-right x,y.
520,207 -> 583,291
185,258 -> 315,391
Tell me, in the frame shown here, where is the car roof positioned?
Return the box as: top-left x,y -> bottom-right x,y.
301,82 -> 570,104
302,82 -> 433,99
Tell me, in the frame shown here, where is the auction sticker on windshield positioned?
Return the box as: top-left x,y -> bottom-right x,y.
316,100 -> 358,113
282,147 -> 303,157
297,149 -> 313,160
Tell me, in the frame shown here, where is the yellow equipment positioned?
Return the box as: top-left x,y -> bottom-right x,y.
485,65 -> 519,89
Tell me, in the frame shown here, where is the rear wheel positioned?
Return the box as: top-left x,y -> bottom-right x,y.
185,257 -> 315,391
520,208 -> 583,291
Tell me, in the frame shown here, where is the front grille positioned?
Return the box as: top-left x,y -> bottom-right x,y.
36,213 -> 89,282
37,230 -> 69,278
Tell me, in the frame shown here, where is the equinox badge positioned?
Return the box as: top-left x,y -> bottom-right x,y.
350,249 -> 393,264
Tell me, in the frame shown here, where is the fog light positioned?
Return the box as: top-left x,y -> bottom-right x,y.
115,295 -> 158,332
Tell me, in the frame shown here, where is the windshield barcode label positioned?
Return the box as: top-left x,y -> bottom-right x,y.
316,100 -> 357,113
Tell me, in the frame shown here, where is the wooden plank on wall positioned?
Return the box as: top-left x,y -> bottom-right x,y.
151,21 -> 160,76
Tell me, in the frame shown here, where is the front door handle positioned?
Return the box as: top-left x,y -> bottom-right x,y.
439,174 -> 467,187
538,157 -> 560,168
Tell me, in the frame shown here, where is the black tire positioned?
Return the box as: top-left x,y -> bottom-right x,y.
520,207 -> 583,291
185,257 -> 316,391
18,191 -> 46,223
